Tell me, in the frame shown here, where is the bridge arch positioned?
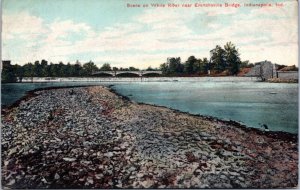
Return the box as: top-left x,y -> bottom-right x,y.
115,71 -> 141,77
91,70 -> 163,77
91,71 -> 115,76
141,71 -> 163,76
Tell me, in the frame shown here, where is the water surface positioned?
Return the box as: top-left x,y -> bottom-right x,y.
1,81 -> 298,134
111,82 -> 298,134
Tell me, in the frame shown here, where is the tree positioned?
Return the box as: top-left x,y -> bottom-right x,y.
129,67 -> 139,71
41,59 -> 48,77
83,61 -> 98,75
210,45 -> 226,73
64,63 -> 72,77
23,63 -> 34,77
14,64 -> 24,82
224,42 -> 241,75
241,60 -> 254,68
73,61 -> 83,76
160,63 -> 168,74
119,67 -> 129,71
48,63 -> 55,77
167,57 -> 182,74
100,63 -> 112,71
184,56 -> 198,74
146,66 -> 156,71
33,60 -> 42,77
58,62 -> 66,77
1,61 -> 17,83
258,63 -> 265,81
202,58 -> 209,74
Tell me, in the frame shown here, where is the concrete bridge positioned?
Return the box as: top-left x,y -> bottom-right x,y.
91,70 -> 163,77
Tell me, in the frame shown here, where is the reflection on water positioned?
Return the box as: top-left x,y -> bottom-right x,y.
1,81 -> 298,134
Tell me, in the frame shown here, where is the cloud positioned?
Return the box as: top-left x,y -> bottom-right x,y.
2,12 -> 47,41
45,19 -> 93,43
2,2 -> 298,67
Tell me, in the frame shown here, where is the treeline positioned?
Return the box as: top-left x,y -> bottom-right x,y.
1,60 -> 153,83
2,60 -> 98,83
160,42 -> 253,76
2,42 -> 253,82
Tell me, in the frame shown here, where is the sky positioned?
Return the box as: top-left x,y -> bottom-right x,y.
2,0 -> 298,69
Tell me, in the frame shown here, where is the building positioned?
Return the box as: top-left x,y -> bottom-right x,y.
245,60 -> 298,81
2,60 -> 11,70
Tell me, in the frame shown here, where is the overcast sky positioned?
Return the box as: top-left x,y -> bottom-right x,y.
2,0 -> 298,69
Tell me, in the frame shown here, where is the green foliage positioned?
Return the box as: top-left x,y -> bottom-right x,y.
41,59 -> 48,77
14,64 -> 24,82
240,60 -> 250,68
34,61 -> 42,77
168,57 -> 183,74
23,63 -> 34,77
83,61 -> 98,75
184,56 -> 198,74
2,42 -> 244,81
159,42 -> 242,76
2,61 -> 17,83
129,67 -> 139,71
161,56 -> 210,75
224,42 -> 241,75
160,63 -> 168,74
100,63 -> 112,71
146,66 -> 156,71
201,58 -> 209,74
210,45 -> 226,72
207,42 -> 242,75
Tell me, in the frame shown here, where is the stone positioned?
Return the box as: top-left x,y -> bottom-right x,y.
63,157 -> 76,162
116,183 -> 123,188
223,183 -> 233,188
104,152 -> 114,158
54,173 -> 60,180
128,166 -> 136,172
95,174 -> 104,179
7,179 -> 15,186
8,147 -> 18,156
81,160 -> 92,165
41,177 -> 48,184
229,172 -> 239,176
220,175 -> 227,180
141,179 -> 154,188
87,177 -> 94,185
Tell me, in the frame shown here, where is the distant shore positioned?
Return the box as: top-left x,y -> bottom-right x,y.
7,76 -> 298,83
18,76 -> 260,83
1,86 -> 298,188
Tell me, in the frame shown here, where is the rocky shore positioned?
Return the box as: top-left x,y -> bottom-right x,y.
267,78 -> 298,83
1,86 -> 298,188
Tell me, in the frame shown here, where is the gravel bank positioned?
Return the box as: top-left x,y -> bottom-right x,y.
1,86 -> 298,188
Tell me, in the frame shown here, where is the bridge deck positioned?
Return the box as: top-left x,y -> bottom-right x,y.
92,70 -> 163,76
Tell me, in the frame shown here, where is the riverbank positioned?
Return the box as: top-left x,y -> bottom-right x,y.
267,78 -> 298,83
1,86 -> 298,188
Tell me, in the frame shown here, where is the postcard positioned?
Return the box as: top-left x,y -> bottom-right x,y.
1,0 -> 298,189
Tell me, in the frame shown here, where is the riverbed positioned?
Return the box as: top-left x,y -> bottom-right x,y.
1,86 -> 298,188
